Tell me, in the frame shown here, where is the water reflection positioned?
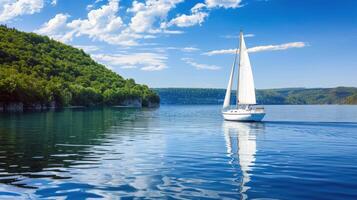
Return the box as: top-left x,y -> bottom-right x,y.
0,108 -> 145,188
223,121 -> 265,200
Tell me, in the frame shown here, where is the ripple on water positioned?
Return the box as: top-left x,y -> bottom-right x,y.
0,106 -> 356,199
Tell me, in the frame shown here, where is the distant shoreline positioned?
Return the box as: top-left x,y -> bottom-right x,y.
154,87 -> 357,105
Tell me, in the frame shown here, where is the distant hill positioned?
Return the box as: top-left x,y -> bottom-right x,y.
0,25 -> 159,111
154,87 -> 357,105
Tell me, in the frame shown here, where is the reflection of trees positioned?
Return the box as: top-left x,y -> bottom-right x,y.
223,121 -> 265,200
0,108 -> 152,188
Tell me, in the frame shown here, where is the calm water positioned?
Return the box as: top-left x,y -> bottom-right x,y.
0,105 -> 357,199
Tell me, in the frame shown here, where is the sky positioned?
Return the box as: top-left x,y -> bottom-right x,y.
1,0 -> 357,89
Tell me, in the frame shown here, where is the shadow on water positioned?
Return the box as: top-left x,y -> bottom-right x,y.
0,107 -> 152,189
222,121 -> 265,200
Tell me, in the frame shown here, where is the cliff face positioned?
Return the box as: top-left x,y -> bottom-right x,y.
0,101 -> 57,112
0,103 -> 24,112
0,25 -> 160,110
120,98 -> 142,108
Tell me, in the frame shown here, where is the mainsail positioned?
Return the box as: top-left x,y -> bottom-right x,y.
237,32 -> 256,105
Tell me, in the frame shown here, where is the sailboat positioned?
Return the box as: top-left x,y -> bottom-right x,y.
222,31 -> 265,122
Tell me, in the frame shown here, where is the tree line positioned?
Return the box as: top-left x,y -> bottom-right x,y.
0,25 -> 159,109
154,87 -> 357,105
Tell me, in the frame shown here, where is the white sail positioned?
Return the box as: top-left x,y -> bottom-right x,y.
222,60 -> 235,109
238,32 -> 256,105
223,38 -> 240,109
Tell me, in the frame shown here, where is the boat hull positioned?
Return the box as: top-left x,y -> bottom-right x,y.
222,110 -> 265,122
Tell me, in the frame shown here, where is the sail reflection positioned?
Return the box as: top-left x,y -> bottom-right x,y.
223,121 -> 264,200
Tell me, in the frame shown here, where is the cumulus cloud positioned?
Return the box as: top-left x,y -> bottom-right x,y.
166,11 -> 208,27
191,3 -> 206,12
0,0 -> 44,22
36,0 -> 132,45
37,0 -> 184,46
92,53 -> 168,71
35,0 -> 247,47
68,0 -> 124,43
164,2 -> 208,28
35,13 -> 74,42
203,42 -> 307,56
87,0 -> 104,10
164,0 -> 242,28
182,58 -> 220,70
128,0 -> 184,33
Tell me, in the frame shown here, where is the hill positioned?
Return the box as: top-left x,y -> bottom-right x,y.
155,87 -> 357,105
0,25 -> 159,111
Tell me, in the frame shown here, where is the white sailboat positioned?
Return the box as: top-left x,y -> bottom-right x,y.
222,31 -> 265,122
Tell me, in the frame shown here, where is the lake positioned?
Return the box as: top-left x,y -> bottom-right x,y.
0,105 -> 357,199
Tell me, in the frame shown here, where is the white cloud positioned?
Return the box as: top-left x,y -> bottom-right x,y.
162,29 -> 184,34
51,0 -> 57,6
0,0 -> 44,22
249,42 -> 306,52
167,11 -> 208,27
37,0 -> 131,45
74,45 -> 100,53
35,13 -> 74,42
205,0 -> 243,8
144,46 -> 199,53
203,42 -> 307,56
126,0 -> 145,13
181,47 -> 200,52
164,0 -> 243,28
191,3 -> 206,13
121,65 -> 137,69
68,0 -> 124,43
182,57 -> 220,70
165,2 -> 208,28
87,0 -> 104,10
128,0 -> 184,33
36,0 -> 247,47
92,53 -> 168,71
37,0 -> 184,46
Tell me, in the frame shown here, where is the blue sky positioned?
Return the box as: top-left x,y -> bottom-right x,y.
1,0 -> 357,89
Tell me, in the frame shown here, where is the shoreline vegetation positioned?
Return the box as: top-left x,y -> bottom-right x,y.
155,87 -> 357,105
0,25 -> 160,112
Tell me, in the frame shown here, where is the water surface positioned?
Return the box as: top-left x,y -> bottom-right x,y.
0,105 -> 357,199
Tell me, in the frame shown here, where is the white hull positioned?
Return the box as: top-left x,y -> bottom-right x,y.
222,109 -> 265,122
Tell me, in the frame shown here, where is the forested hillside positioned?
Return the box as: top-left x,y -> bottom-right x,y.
0,25 -> 159,110
155,87 -> 357,105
